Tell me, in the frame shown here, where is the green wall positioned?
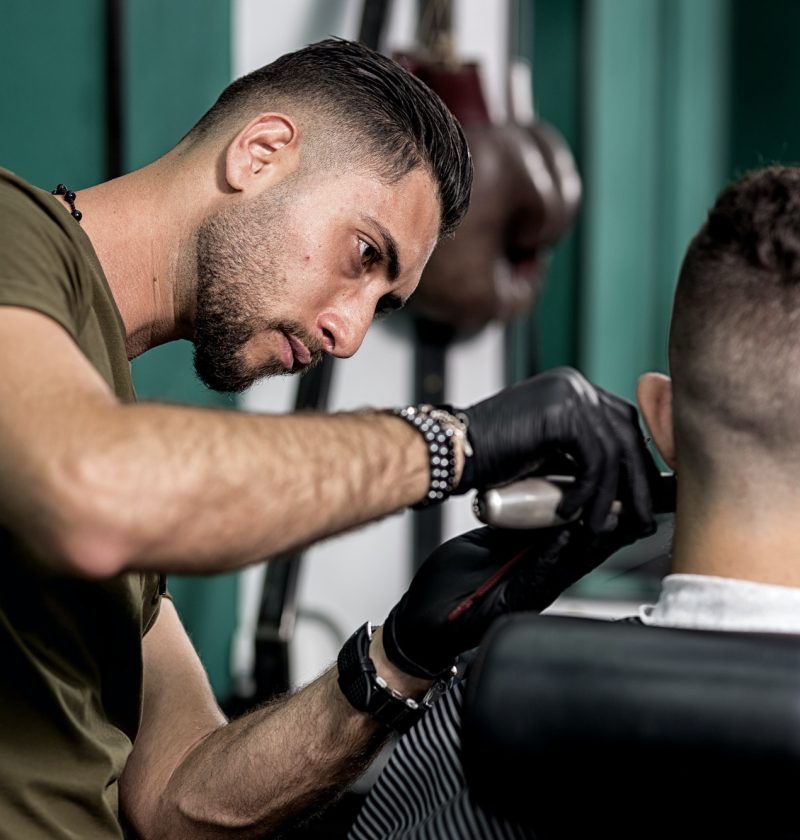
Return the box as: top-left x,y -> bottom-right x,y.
530,0 -> 583,374
527,0 -> 800,403
526,0 -> 730,403
729,0 -> 800,174
579,0 -> 729,400
0,1 -> 106,188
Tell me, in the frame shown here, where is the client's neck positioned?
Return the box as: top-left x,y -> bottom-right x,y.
670,477 -> 800,588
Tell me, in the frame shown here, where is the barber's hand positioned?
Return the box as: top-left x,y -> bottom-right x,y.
382,521 -> 639,679
455,367 -> 657,535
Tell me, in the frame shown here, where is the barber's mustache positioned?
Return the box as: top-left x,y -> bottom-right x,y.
297,354 -> 324,376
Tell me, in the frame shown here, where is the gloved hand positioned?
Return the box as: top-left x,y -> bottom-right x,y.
382,520 -> 641,679
454,367 -> 657,535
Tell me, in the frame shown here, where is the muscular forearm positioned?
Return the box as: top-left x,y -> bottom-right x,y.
46,403 -> 436,576
150,629 -> 428,839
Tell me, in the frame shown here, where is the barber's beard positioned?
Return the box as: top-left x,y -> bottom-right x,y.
192,194 -> 320,393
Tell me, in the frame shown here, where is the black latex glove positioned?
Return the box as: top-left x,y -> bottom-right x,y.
382,521 -> 642,679
454,367 -> 656,534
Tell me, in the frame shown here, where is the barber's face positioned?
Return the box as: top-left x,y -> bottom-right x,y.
193,166 -> 440,392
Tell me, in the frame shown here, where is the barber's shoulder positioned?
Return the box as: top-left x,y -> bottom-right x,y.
0,168 -> 79,245
0,167 -> 94,335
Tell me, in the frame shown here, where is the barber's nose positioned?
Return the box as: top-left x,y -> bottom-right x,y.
317,302 -> 373,359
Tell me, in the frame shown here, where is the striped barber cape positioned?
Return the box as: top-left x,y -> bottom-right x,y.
349,678 -> 534,840
350,616 -> 654,839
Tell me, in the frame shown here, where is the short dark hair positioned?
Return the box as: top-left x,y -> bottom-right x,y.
669,166 -> 800,468
186,38 -> 472,238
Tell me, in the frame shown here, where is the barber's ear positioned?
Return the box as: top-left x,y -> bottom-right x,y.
225,113 -> 300,192
636,373 -> 676,470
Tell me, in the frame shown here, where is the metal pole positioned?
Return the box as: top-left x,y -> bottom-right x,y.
104,0 -> 124,179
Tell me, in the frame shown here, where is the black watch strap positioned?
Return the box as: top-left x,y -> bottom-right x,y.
337,622 -> 452,734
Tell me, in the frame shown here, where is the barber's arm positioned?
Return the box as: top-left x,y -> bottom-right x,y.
119,600 -> 420,839
0,308 -> 429,578
121,514 -> 639,839
0,307 -> 653,578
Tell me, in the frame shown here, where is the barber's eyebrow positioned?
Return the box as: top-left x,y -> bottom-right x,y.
361,214 -> 400,281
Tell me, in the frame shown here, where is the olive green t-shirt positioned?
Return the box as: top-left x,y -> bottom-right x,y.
0,169 -> 163,839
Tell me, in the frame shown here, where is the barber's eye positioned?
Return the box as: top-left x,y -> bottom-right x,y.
359,239 -> 381,269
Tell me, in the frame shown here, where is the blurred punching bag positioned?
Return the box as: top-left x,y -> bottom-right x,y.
398,0 -> 582,335
400,0 -> 583,565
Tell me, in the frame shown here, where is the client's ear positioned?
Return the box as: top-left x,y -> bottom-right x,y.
636,373 -> 676,470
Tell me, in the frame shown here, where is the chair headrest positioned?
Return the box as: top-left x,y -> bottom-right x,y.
462,614 -> 800,838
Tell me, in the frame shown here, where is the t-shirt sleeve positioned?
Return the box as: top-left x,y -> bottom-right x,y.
0,182 -> 89,339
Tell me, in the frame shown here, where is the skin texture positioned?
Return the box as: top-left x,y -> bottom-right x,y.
16,111 -> 444,577
190,119 -> 440,391
119,601 -> 430,839
192,170 -> 327,389
0,308 -> 435,578
638,373 -> 800,588
83,113 -> 439,380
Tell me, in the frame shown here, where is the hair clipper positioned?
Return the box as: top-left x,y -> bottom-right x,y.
473,472 -> 676,529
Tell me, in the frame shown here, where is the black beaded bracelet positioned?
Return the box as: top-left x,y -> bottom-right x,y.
393,405 -> 459,508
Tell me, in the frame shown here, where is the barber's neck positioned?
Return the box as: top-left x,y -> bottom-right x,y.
670,475 -> 800,588
73,146 -> 217,360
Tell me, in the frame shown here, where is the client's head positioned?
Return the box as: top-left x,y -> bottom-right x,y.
638,167 -> 800,574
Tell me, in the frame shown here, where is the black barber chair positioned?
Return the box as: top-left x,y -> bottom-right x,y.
463,614 -> 800,839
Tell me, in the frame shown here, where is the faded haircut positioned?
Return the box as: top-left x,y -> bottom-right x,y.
183,38 -> 472,238
669,166 -> 800,472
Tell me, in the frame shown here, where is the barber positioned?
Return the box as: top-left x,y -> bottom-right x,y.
0,38 -> 656,839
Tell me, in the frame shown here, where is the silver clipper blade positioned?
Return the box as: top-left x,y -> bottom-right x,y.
473,476 -> 622,529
